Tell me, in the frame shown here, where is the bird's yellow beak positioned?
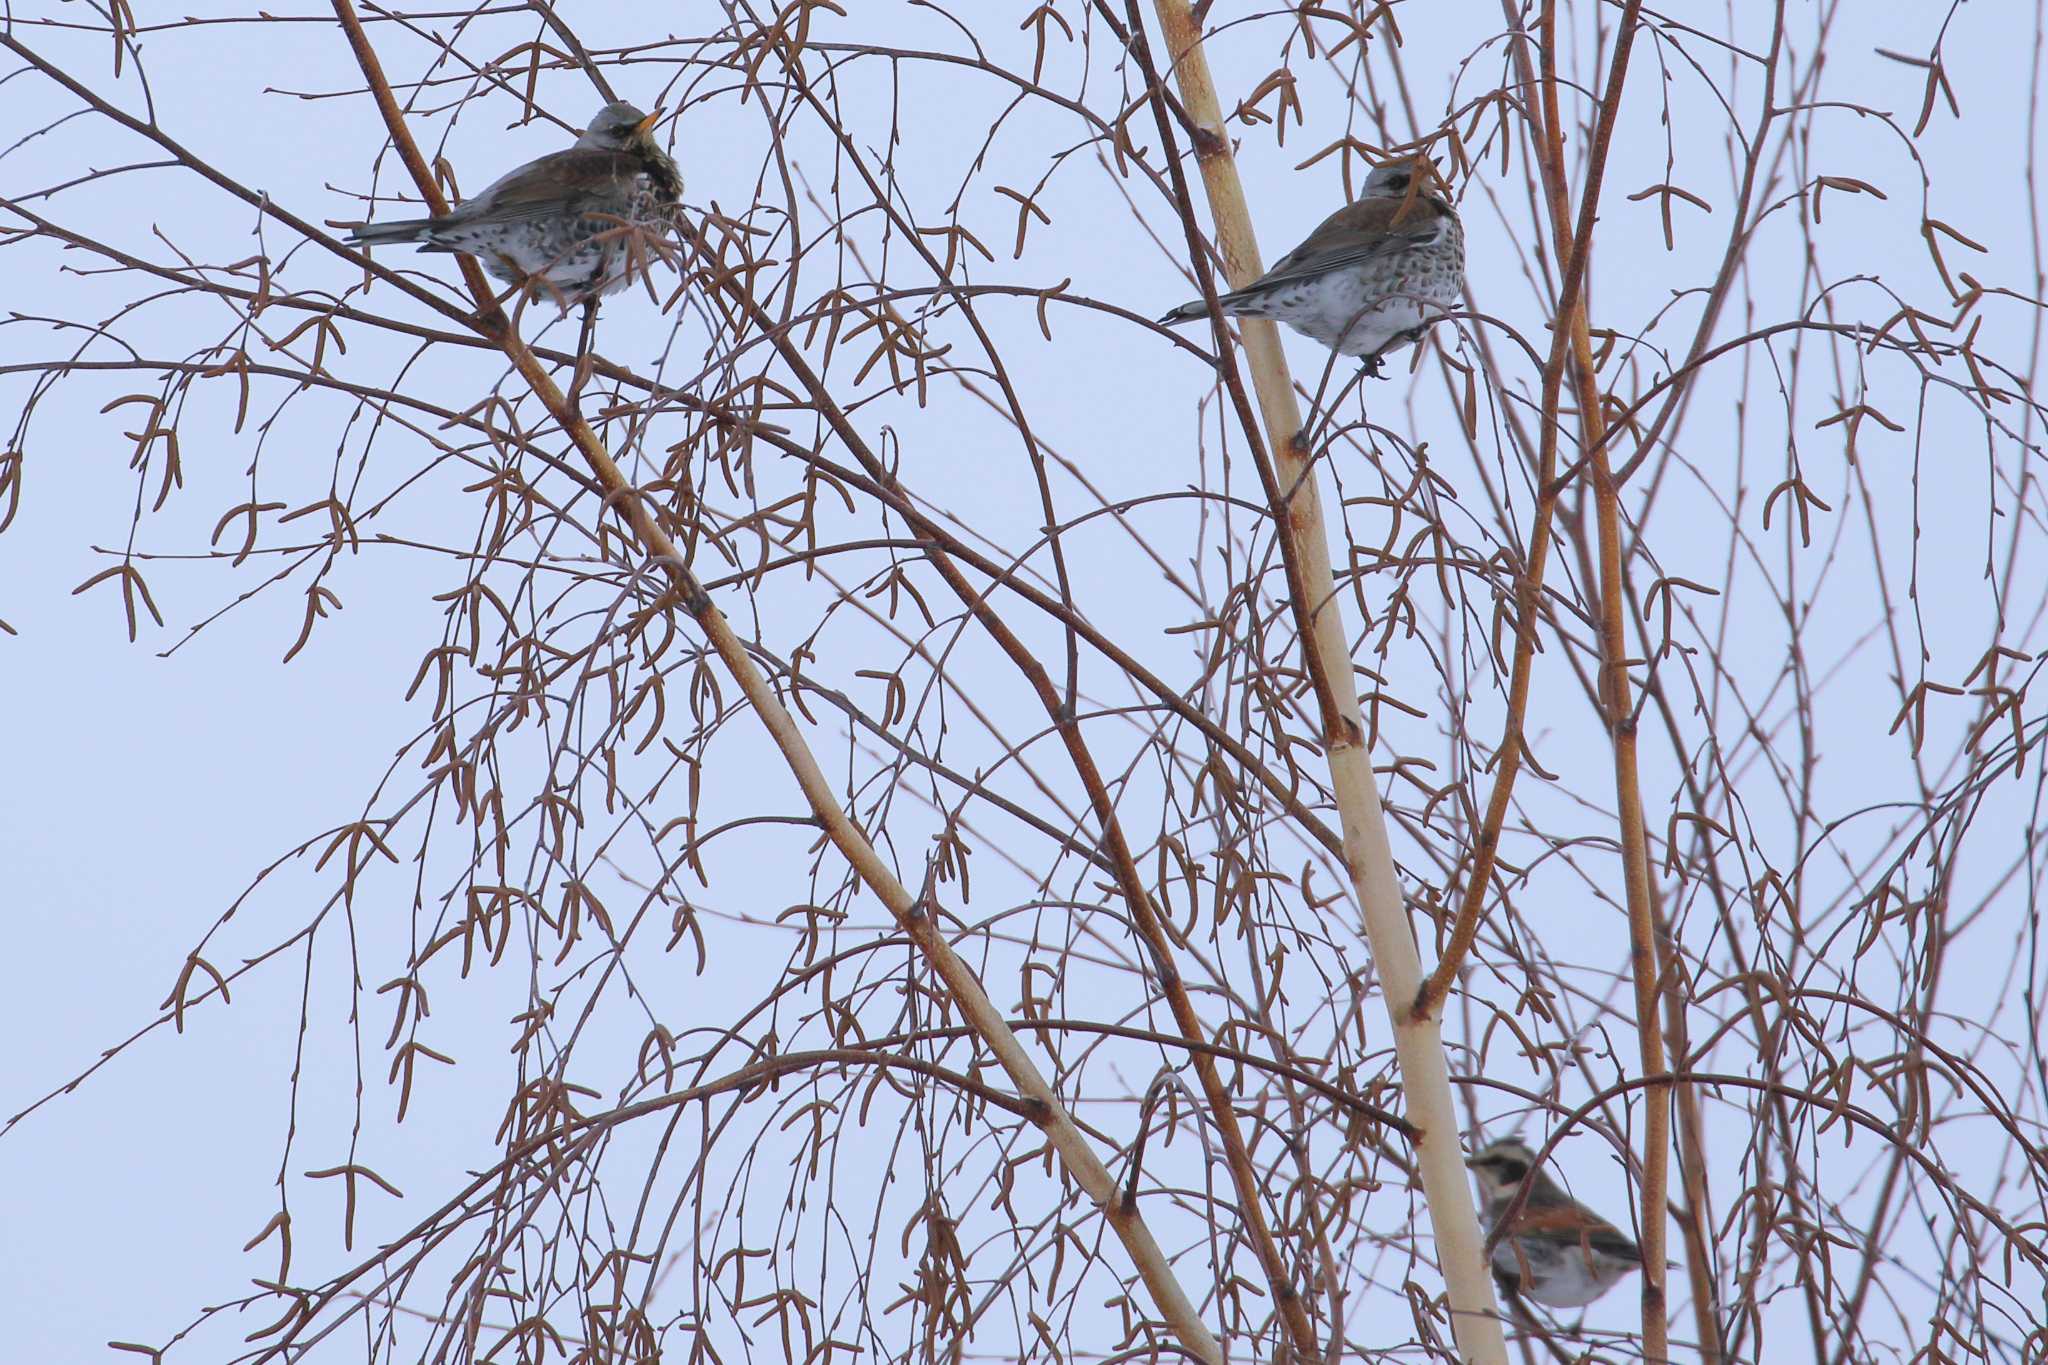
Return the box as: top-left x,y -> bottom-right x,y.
635,107 -> 663,136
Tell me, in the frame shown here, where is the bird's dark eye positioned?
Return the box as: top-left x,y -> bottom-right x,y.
1495,1158 -> 1528,1181
1388,175 -> 1409,190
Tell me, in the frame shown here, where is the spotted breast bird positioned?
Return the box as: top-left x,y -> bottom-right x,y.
1467,1136 -> 1644,1308
346,101 -> 682,310
1159,157 -> 1464,376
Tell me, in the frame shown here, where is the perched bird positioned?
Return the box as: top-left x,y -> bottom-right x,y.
1467,1136 -> 1644,1308
1159,157 -> 1464,375
347,101 -> 682,308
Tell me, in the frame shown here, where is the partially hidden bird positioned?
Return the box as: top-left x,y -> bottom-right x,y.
1158,157 -> 1463,375
346,101 -> 682,309
1467,1136 -> 1644,1308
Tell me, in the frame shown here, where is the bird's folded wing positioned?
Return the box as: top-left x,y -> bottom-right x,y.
1255,200 -> 1449,289
1516,1205 -> 1644,1262
447,149 -> 644,226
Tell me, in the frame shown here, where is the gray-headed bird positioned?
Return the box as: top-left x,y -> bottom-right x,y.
1467,1136 -> 1644,1308
347,101 -> 681,309
1160,157 -> 1463,375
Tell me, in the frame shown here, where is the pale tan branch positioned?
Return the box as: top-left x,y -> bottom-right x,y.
1139,1 -> 1509,1359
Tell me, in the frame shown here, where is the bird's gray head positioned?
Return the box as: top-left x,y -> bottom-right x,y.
1363,158 -> 1438,202
1465,1137 -> 1539,1197
577,101 -> 660,149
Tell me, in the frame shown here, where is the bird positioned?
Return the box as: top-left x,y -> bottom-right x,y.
1466,1136 -> 1644,1308
346,101 -> 682,310
1158,157 -> 1464,376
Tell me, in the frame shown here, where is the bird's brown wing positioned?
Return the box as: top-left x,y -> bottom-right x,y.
1252,196 -> 1451,288
1515,1204 -> 1643,1262
444,149 -> 647,225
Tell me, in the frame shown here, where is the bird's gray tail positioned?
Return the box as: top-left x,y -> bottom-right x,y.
345,218 -> 435,246
1158,290 -> 1262,325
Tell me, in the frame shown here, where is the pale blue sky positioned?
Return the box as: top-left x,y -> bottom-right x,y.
3,4 -> 2044,1362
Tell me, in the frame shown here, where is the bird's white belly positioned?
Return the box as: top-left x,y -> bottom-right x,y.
1263,270 -> 1452,358
436,214 -> 647,300
1296,273 -> 1428,356
1491,1237 -> 1627,1308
